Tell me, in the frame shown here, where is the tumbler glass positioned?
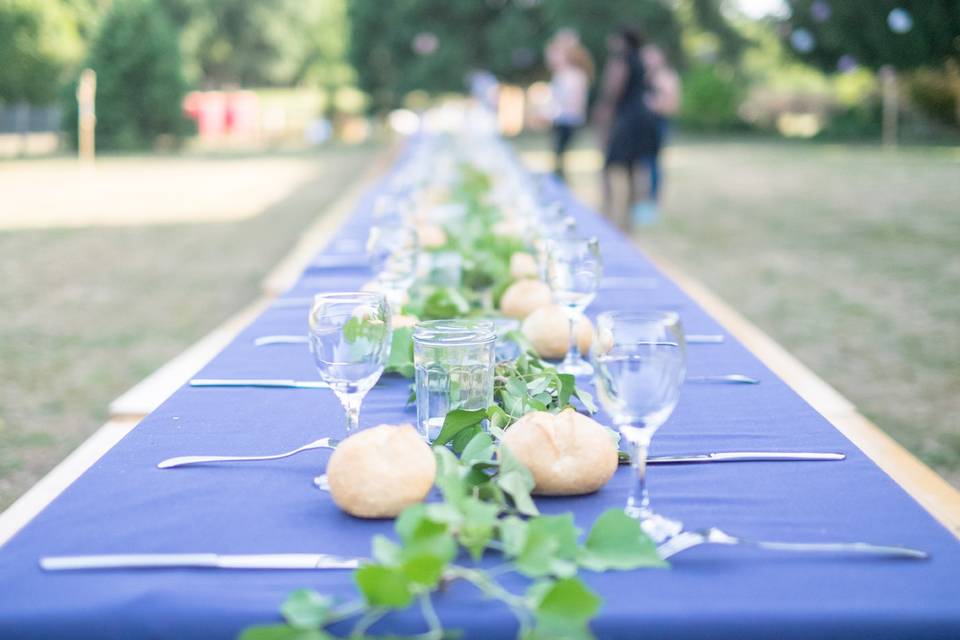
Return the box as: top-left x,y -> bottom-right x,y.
413,320 -> 496,442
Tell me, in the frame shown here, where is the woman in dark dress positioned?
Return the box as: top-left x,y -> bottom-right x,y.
593,27 -> 659,230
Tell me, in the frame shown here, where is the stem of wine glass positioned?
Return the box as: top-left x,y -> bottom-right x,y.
339,392 -> 363,435
562,307 -> 580,367
625,432 -> 653,520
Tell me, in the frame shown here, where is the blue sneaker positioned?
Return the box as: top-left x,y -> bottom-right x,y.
631,201 -> 659,227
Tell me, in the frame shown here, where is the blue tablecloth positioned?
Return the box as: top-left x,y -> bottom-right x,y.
1,156 -> 958,640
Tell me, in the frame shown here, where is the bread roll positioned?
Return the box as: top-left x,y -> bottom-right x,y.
499,279 -> 553,319
521,304 -> 593,359
327,424 -> 435,518
500,409 -> 618,495
510,252 -> 540,280
417,223 -> 448,249
393,314 -> 419,328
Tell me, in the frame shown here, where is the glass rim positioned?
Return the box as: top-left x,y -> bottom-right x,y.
311,291 -> 387,306
413,319 -> 497,346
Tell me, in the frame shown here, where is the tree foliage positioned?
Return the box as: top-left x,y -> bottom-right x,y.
160,0 -> 352,88
782,1 -> 960,72
71,0 -> 187,149
348,0 -> 685,111
0,0 -> 84,104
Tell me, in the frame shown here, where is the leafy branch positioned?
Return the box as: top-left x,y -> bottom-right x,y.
242,430 -> 665,640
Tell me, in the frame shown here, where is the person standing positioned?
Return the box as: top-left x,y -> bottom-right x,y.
546,32 -> 593,180
640,44 -> 681,223
592,26 -> 659,231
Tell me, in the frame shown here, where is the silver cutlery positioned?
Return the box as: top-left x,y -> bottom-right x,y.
647,451 -> 845,464
157,437 -> 340,469
189,378 -> 328,389
657,527 -> 928,561
40,553 -> 361,571
686,334 -> 725,344
686,374 -> 759,384
254,335 -> 309,346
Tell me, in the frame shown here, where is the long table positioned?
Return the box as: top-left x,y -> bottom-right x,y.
1,154 -> 959,639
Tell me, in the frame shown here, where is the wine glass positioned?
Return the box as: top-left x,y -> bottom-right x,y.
308,292 -> 391,435
546,237 -> 602,375
366,222 -> 418,312
591,311 -> 687,542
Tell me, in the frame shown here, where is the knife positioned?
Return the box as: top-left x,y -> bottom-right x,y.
40,553 -> 360,571
646,451 -> 846,464
190,378 -> 328,389
253,335 -> 309,346
686,334 -> 725,344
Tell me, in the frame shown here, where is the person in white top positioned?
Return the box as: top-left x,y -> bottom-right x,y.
546,32 -> 594,180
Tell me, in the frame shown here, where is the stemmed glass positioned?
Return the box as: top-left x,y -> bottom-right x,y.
547,237 -> 602,375
308,292 -> 392,435
366,221 -> 418,311
591,311 -> 687,542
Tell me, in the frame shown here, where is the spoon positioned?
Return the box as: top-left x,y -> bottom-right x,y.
157,437 -> 340,469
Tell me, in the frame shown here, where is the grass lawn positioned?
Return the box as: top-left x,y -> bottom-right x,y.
520,134 -> 960,488
0,145 -> 377,510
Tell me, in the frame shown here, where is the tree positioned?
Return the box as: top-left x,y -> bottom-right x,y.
781,1 -> 960,72
159,0 -> 352,88
69,0 -> 187,149
782,1 -> 960,129
348,0 -> 686,112
0,0 -> 84,104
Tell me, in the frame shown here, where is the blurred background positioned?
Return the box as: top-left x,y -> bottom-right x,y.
1,0 -> 958,507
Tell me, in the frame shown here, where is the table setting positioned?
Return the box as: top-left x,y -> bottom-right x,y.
0,124 -> 958,640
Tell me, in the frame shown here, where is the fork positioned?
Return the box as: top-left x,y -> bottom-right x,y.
657,527 -> 928,560
157,437 -> 340,469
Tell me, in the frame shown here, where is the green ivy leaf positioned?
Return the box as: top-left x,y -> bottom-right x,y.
486,404 -> 512,433
394,504 -> 458,564
577,508 -> 669,571
556,373 -> 575,408
496,444 -> 539,516
433,409 -> 486,447
573,386 -> 598,414
371,534 -> 403,565
278,589 -> 332,629
458,496 -> 500,560
433,447 -> 468,504
354,564 -> 414,609
516,514 -> 580,578
498,515 -> 529,558
460,432 -> 495,466
529,577 -> 602,640
385,326 -> 415,378
239,625 -> 331,640
400,552 -> 448,588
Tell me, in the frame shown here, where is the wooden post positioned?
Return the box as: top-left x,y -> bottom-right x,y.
880,65 -> 898,148
77,68 -> 97,162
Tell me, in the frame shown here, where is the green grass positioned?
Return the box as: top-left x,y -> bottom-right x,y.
0,145 -> 377,510
521,134 -> 960,487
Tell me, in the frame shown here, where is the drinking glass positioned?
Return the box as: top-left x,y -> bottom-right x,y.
413,320 -> 496,442
309,292 -> 391,435
591,311 -> 687,542
366,222 -> 418,311
547,237 -> 602,375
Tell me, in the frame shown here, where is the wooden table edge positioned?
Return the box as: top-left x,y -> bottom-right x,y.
644,247 -> 960,540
